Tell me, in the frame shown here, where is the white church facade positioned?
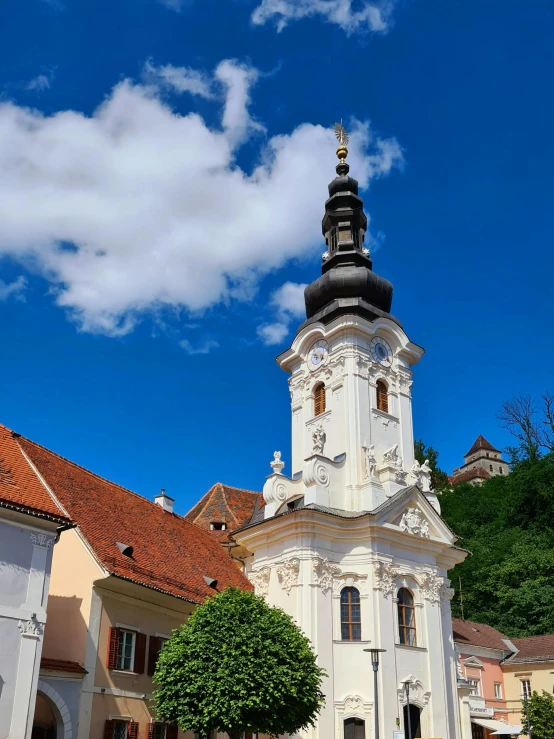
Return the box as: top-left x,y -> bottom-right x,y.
232,135 -> 474,739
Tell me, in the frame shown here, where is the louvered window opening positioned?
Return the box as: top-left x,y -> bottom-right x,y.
314,383 -> 326,417
341,587 -> 361,641
376,380 -> 388,413
397,588 -> 416,646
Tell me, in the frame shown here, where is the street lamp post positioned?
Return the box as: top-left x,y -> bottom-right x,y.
401,681 -> 413,739
364,648 -> 386,739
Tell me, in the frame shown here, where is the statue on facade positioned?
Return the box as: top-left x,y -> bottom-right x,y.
362,442 -> 377,479
420,459 -> 432,492
409,459 -> 421,485
312,424 -> 326,455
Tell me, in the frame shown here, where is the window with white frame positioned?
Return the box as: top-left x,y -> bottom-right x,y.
494,682 -> 503,699
521,680 -> 531,699
468,679 -> 480,696
117,630 -> 136,671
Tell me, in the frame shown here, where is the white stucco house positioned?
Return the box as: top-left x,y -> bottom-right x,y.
0,424 -> 73,739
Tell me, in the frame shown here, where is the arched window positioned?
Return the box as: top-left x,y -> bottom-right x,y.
489,464 -> 493,472
341,587 -> 361,641
397,588 -> 416,646
344,718 -> 366,739
314,383 -> 326,417
499,466 -> 503,474
376,380 -> 388,413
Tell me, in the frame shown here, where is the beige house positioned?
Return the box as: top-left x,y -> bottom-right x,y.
15,430 -> 251,739
501,635 -> 554,729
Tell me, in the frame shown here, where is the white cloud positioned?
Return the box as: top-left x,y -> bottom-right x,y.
251,0 -> 396,35
257,322 -> 290,345
271,281 -> 307,318
180,338 -> 219,354
0,276 -> 27,301
26,71 -> 55,92
143,61 -> 214,98
0,58 -> 402,336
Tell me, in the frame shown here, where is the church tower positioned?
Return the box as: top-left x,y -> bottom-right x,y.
234,128 -> 471,739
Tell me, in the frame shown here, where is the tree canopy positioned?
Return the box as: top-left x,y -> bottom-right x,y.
521,691 -> 554,739
153,587 -> 326,739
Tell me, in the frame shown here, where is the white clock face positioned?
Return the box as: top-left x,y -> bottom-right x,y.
308,339 -> 329,370
370,337 -> 393,368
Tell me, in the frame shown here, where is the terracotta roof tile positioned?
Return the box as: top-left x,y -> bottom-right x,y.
452,466 -> 491,484
186,482 -> 264,542
452,618 -> 511,651
504,634 -> 554,663
465,435 -> 501,457
0,424 -> 70,523
18,437 -> 252,604
40,658 -> 87,674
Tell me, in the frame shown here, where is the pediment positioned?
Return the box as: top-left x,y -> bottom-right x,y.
463,656 -> 484,668
374,487 -> 456,545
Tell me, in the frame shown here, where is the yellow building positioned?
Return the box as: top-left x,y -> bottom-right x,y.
501,635 -> 554,730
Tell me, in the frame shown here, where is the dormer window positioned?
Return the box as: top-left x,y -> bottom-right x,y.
210,522 -> 226,531
376,380 -> 388,413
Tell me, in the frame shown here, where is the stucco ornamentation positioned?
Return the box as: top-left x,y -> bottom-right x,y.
420,571 -> 444,603
440,584 -> 455,614
312,424 -> 326,455
30,532 -> 53,549
276,558 -> 300,594
373,561 -> 399,598
312,558 -> 341,594
18,617 -> 42,638
399,508 -> 430,538
344,695 -> 364,712
248,567 -> 271,598
275,483 -> 288,502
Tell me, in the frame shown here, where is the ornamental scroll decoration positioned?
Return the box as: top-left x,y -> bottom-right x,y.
276,558 -> 300,595
248,567 -> 271,598
30,532 -> 53,549
440,584 -> 455,614
18,617 -> 42,638
373,561 -> 399,598
312,558 -> 341,595
399,508 -> 430,538
420,571 -> 444,603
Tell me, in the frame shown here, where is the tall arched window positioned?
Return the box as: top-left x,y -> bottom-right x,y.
397,588 -> 416,646
314,383 -> 326,417
344,718 -> 366,739
376,380 -> 388,413
341,587 -> 361,641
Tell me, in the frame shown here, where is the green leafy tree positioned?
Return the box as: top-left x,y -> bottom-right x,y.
414,439 -> 449,489
153,587 -> 326,739
521,691 -> 554,739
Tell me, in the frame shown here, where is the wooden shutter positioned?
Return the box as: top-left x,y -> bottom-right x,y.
147,725 -> 155,739
104,720 -> 114,739
107,627 -> 120,670
166,726 -> 179,739
147,636 -> 162,676
127,723 -> 139,739
134,632 -> 147,674
376,381 -> 388,413
314,383 -> 325,416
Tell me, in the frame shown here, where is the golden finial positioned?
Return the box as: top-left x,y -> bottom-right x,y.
334,120 -> 349,164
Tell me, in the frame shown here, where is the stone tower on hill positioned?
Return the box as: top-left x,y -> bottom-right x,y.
451,435 -> 509,484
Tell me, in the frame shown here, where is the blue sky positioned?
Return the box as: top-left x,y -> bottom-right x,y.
1,0 -> 553,512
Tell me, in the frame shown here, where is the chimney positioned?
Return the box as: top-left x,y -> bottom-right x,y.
154,488 -> 174,513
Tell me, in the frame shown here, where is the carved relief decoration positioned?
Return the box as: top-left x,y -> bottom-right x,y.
420,571 -> 444,603
373,561 -> 399,598
333,573 -> 368,597
248,567 -> 271,598
18,618 -> 42,638
312,558 -> 341,594
440,584 -> 455,614
312,424 -> 326,455
276,558 -> 300,594
30,532 -> 53,549
399,508 -> 430,538
344,695 -> 364,712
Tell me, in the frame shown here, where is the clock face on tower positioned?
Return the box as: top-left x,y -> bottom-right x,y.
370,336 -> 393,368
308,339 -> 329,371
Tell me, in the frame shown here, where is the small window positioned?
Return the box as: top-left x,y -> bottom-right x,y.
494,682 -> 503,699
490,464 -> 493,472
499,466 -> 503,474
376,380 -> 388,413
344,718 -> 365,739
117,630 -> 136,671
314,383 -> 326,416
340,587 -> 361,641
486,453 -> 490,457
521,680 -> 531,699
468,679 -> 480,696
397,588 -> 416,646
210,522 -> 226,531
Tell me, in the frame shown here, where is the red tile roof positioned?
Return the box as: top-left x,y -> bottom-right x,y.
504,634 -> 554,664
186,482 -> 263,542
452,618 -> 511,651
465,435 -> 501,457
451,466 -> 491,484
18,436 -> 252,604
40,658 -> 87,675
0,424 -> 70,523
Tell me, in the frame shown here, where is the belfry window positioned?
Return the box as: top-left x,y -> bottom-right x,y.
397,588 -> 416,646
376,380 -> 388,413
340,587 -> 361,641
314,383 -> 326,417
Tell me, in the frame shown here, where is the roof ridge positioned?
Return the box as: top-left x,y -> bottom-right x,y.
19,434 -> 178,516
220,485 -> 240,525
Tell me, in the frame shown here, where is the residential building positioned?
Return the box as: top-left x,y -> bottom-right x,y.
7,430 -> 252,739
452,436 -> 509,485
501,635 -> 554,728
0,423 -> 73,739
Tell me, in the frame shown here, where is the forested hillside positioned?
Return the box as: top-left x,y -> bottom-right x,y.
415,392 -> 554,638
